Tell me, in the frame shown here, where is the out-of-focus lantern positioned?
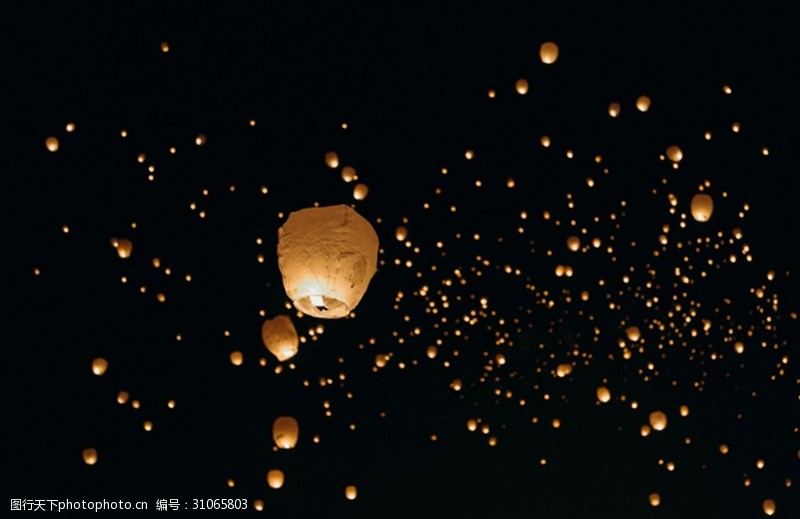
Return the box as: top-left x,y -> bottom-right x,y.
267,469 -> 284,489
82,448 -> 98,465
261,315 -> 299,361
325,151 -> 339,169
566,236 -> 580,252
515,79 -> 529,95
649,493 -> 661,507
341,166 -> 356,182
345,485 -> 358,500
92,357 -> 108,376
649,411 -> 667,431
277,205 -> 379,319
636,95 -> 651,112
556,363 -> 573,377
625,326 -> 641,342
111,238 -> 133,258
762,499 -> 776,516
395,226 -> 408,242
691,193 -> 714,222
353,183 -> 369,200
272,416 -> 299,449
596,386 -> 611,403
539,42 -> 559,64
666,145 -> 683,162
608,102 -> 621,118
45,137 -> 59,152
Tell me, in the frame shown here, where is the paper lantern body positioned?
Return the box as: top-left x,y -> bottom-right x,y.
261,316 -> 299,361
691,194 -> 714,222
267,469 -> 284,489
539,42 -> 559,64
277,205 -> 378,318
272,416 -> 299,449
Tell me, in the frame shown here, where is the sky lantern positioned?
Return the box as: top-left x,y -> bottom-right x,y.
45,136 -> 59,152
539,41 -> 559,64
111,238 -> 133,258
625,325 -> 641,342
91,357 -> 108,376
636,95 -> 651,112
325,151 -> 339,169
341,166 -> 356,182
353,183 -> 369,200
395,226 -> 408,241
649,492 -> 661,507
345,485 -> 358,500
277,205 -> 379,319
596,386 -> 611,403
82,448 -> 98,465
666,145 -> 683,162
267,469 -> 284,489
762,499 -> 776,516
261,315 -> 299,361
515,78 -> 529,94
649,411 -> 668,431
566,236 -> 580,252
272,416 -> 299,449
691,193 -> 714,222
608,102 -> 621,118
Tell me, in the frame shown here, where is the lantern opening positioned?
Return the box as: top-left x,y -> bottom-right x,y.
309,294 -> 328,312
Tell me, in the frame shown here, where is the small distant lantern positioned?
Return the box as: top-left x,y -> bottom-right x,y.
596,386 -> 611,403
636,95 -> 651,112
395,226 -> 408,241
341,166 -> 356,182
325,151 -> 339,169
625,326 -> 641,342
666,145 -> 683,163
267,470 -> 284,489
566,236 -> 580,252
229,351 -> 243,366
345,485 -> 358,500
649,411 -> 668,431
272,416 -> 299,450
556,363 -> 573,377
608,102 -> 621,118
82,448 -> 98,465
691,193 -> 714,222
353,183 -> 369,200
277,205 -> 379,319
111,238 -> 133,258
515,79 -> 529,95
539,42 -> 559,64
261,315 -> 299,361
45,137 -> 59,152
92,357 -> 108,376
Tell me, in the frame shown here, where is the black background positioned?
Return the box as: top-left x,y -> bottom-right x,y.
2,2 -> 798,518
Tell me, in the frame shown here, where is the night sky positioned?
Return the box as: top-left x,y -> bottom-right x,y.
3,2 -> 799,517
